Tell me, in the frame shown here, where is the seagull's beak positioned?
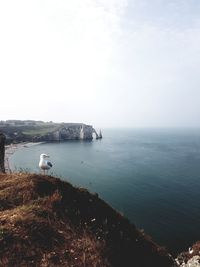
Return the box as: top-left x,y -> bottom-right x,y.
45,155 -> 50,158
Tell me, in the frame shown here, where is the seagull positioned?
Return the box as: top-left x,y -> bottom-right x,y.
39,153 -> 53,174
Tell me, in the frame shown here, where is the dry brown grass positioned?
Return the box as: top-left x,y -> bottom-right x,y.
0,173 -> 177,267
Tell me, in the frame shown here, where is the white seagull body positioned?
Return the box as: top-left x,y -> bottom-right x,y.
39,153 -> 53,174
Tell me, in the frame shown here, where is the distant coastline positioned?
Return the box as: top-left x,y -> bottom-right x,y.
0,120 -> 101,144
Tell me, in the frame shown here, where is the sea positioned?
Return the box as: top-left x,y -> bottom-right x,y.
10,128 -> 200,254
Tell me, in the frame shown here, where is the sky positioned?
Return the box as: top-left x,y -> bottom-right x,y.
0,0 -> 200,128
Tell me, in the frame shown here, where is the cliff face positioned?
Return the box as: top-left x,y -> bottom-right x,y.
0,133 -> 5,172
0,173 -> 177,267
48,124 -> 95,141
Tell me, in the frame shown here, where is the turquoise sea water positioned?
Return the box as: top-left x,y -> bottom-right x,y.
10,128 -> 200,254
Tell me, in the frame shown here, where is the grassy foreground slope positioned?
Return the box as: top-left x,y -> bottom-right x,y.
0,173 -> 177,267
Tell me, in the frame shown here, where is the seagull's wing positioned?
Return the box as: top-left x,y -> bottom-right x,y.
47,161 -> 53,168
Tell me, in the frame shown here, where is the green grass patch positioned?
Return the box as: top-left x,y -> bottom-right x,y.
22,124 -> 60,136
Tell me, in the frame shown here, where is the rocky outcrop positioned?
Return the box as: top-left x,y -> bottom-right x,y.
176,242 -> 200,266
177,256 -> 200,267
0,133 -> 5,173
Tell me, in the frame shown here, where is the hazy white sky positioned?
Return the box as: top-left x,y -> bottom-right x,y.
0,0 -> 200,128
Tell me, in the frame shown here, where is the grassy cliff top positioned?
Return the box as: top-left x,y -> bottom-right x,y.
0,121 -> 85,136
0,173 -> 176,267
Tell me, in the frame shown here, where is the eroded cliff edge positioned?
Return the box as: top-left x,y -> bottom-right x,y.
0,173 -> 177,267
